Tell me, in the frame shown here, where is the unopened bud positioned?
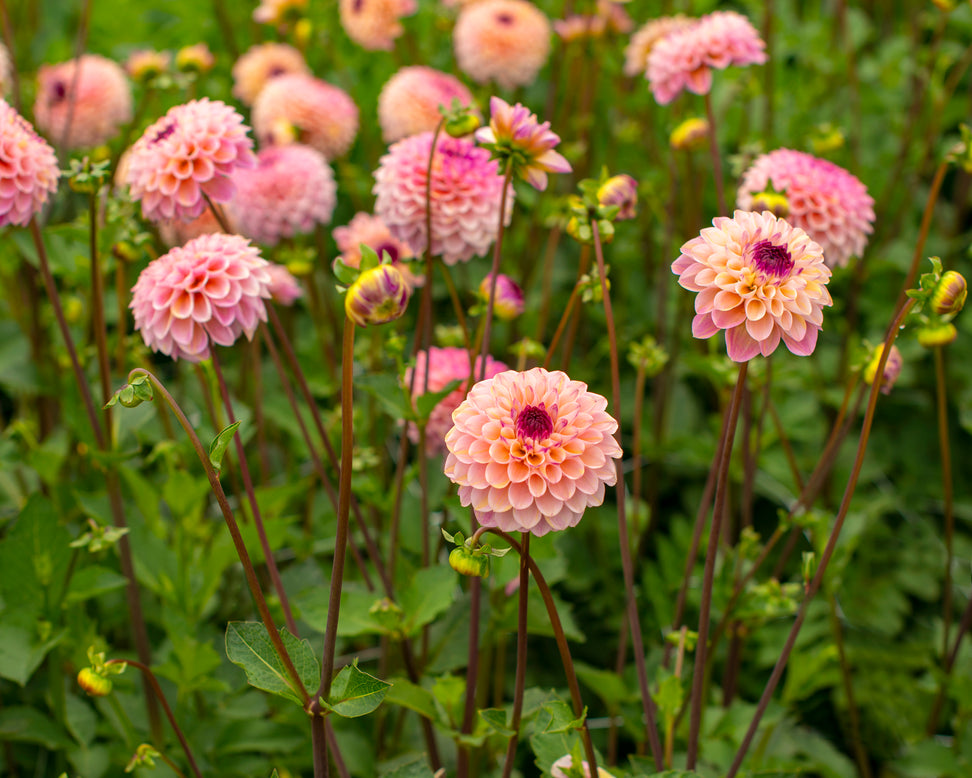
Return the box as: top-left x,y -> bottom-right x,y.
597,174 -> 638,220
295,19 -> 313,49
918,322 -> 958,348
449,546 -> 490,578
78,667 -> 112,697
750,191 -> 790,218
345,265 -> 410,327
445,112 -> 481,138
125,50 -> 170,84
863,344 -> 902,394
479,273 -> 524,320
931,270 -> 967,318
175,43 -> 215,74
670,117 -> 709,151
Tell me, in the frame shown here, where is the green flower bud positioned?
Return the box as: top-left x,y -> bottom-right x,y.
918,322 -> 958,348
445,112 -> 481,138
931,270 -> 967,318
449,546 -> 490,578
670,117 -> 709,151
78,667 -> 112,697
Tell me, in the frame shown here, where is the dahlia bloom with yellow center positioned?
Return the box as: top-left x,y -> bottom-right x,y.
672,210 -> 833,362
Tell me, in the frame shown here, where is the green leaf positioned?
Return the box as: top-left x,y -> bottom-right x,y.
333,257 -> 359,286
383,676 -> 439,722
479,708 -> 514,737
0,706 -> 72,749
321,660 -> 390,718
0,618 -> 67,686
652,675 -> 684,719
356,373 -> 411,420
225,622 -> 319,705
64,566 -> 128,603
415,378 -> 463,420
379,755 -> 435,777
209,421 -> 242,474
538,700 -> 586,734
399,566 -> 458,635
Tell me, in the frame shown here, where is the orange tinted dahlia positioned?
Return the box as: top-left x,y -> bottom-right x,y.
231,43 -> 310,106
339,0 -> 417,51
377,66 -> 475,143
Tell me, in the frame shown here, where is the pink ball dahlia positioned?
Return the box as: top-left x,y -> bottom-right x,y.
736,149 -> 875,268
226,144 -> 336,246
623,15 -> 694,78
340,0 -> 417,51
252,73 -> 358,161
373,131 -> 514,266
647,10 -> 766,105
130,233 -> 272,362
265,263 -> 303,306
125,98 -> 256,223
672,210 -> 833,362
378,66 -> 475,143
0,99 -> 60,226
454,0 -> 552,90
231,43 -> 309,106
34,54 -> 132,149
407,347 -> 508,456
444,367 -> 621,536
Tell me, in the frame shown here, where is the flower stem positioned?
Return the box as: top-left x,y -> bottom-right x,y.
541,283 -> 580,370
934,346 -> 955,661
501,532 -> 530,778
704,92 -> 727,216
204,193 -> 233,233
88,189 -> 113,436
57,0 -> 92,156
0,0 -> 21,112
827,592 -> 872,778
477,159 -> 515,382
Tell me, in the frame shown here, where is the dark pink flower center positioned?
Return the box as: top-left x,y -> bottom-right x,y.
516,404 -> 553,441
496,12 -> 514,25
352,0 -> 364,12
267,66 -> 287,78
152,121 -> 176,144
751,239 -> 794,278
51,80 -> 67,103
375,242 -> 399,263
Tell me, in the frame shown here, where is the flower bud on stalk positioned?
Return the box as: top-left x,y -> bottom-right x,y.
345,264 -> 410,327
863,344 -> 902,395
918,322 -> 958,348
670,117 -> 709,151
931,270 -> 967,318
478,273 -> 524,320
77,667 -> 113,697
596,174 -> 638,220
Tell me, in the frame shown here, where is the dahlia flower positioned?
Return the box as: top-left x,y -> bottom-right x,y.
176,43 -> 216,74
345,264 -> 410,327
475,96 -> 571,191
231,43 -> 309,106
252,73 -> 358,161
158,208 -> 224,248
340,0 -> 417,51
226,144 -> 336,246
34,54 -> 132,149
373,131 -> 514,265
647,10 -> 766,104
378,66 -> 475,143
479,273 -> 524,319
623,15 -> 693,78
266,263 -> 303,306
126,50 -> 170,83
454,0 -> 552,90
597,174 -> 638,220
124,98 -> 256,223
407,347 -> 508,456
254,0 -> 308,25
0,99 -> 60,226
672,210 -> 832,362
444,367 -> 621,536
736,149 -> 875,268
130,233 -> 272,362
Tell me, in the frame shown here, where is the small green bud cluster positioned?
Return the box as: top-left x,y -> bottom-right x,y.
441,528 -> 512,579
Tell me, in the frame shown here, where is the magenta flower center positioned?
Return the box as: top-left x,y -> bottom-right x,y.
751,239 -> 794,278
375,242 -> 399,263
515,404 -> 553,441
51,80 -> 67,103
495,12 -> 514,25
352,0 -> 364,12
152,121 -> 176,144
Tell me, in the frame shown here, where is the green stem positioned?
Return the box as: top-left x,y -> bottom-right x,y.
88,189 -> 113,435
935,346 -> 955,661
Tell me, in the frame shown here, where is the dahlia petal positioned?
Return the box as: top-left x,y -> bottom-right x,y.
725,324 -> 761,362
692,313 -> 719,339
782,324 -> 819,356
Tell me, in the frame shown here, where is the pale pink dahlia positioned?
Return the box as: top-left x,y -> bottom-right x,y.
232,43 -> 309,106
373,131 -> 514,266
454,0 -> 552,90
265,263 -> 303,306
332,212 -> 422,289
736,149 -> 875,268
444,367 -> 621,536
34,54 -> 132,149
131,233 -> 272,362
226,144 -> 336,246
623,15 -> 693,78
407,347 -> 508,456
673,210 -> 833,362
647,11 -> 766,105
340,0 -> 417,51
0,99 -> 60,226
125,98 -> 256,223
252,73 -> 358,161
378,66 -> 475,143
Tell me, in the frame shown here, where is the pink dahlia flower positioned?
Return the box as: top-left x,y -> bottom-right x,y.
454,0 -> 552,90
672,210 -> 833,362
407,347 -> 508,456
252,73 -> 358,161
378,66 -> 475,143
130,233 -> 272,362
226,144 -> 336,246
444,367 -> 621,536
125,98 -> 256,223
475,96 -> 571,191
266,263 -> 303,306
158,208 -> 224,248
623,15 -> 693,78
0,99 -> 60,226
34,54 -> 132,149
231,43 -> 309,106
340,0 -> 417,51
736,149 -> 875,268
373,131 -> 514,266
647,11 -> 766,105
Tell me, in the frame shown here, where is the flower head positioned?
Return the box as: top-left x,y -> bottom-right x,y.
672,210 -> 832,362
454,0 -> 552,90
931,270 -> 968,317
124,98 -> 256,223
34,54 -> 132,149
407,347 -> 508,455
597,174 -> 638,220
332,212 -> 421,289
252,73 -> 358,161
863,344 -> 902,395
231,43 -> 309,106
669,116 -> 709,151
373,131 -> 514,265
265,262 -> 303,306
130,233 -> 272,362
176,43 -> 215,74
623,15 -> 694,78
475,97 -> 570,191
737,150 -> 874,268
378,66 -> 475,143
345,264 -> 410,327
226,144 -> 336,246
340,0 -> 417,51
0,99 -> 60,226
445,367 -> 621,535
479,273 -> 524,319
647,10 -> 766,104
126,50 -> 171,83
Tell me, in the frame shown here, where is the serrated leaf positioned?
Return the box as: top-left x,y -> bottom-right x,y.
539,700 -> 586,734
652,675 -> 684,718
479,708 -> 514,736
225,622 -> 319,705
321,660 -> 389,718
209,421 -> 242,474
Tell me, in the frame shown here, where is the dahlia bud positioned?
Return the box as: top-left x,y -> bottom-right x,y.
444,112 -> 481,138
597,174 -> 638,220
479,273 -> 525,320
125,50 -> 171,84
175,43 -> 215,74
863,344 -> 902,395
77,667 -> 112,697
295,19 -> 314,49
449,546 -> 490,578
345,265 -> 410,327
931,270 -> 968,318
918,322 -> 958,348
670,117 -> 709,151
750,190 -> 790,218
